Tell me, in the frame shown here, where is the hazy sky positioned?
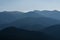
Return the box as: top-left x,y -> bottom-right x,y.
0,0 -> 60,12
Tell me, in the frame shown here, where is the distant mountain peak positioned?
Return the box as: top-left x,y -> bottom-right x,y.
0,11 -> 24,13
53,10 -> 59,12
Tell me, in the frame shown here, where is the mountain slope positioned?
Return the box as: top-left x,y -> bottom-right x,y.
42,24 -> 60,40
0,11 -> 24,24
0,26 -> 55,40
32,10 -> 60,20
10,16 -> 60,31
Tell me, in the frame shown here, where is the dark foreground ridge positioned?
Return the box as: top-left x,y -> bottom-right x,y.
0,26 -> 55,40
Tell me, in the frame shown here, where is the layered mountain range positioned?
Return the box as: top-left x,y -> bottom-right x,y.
0,10 -> 60,31
0,10 -> 60,40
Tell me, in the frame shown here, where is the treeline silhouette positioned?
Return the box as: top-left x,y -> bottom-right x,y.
0,26 -> 55,40
42,24 -> 60,40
